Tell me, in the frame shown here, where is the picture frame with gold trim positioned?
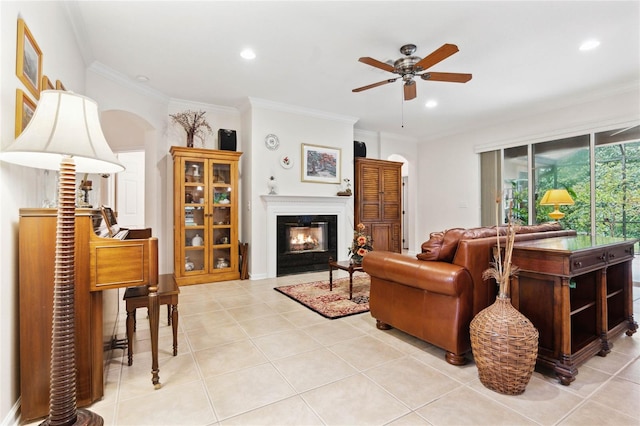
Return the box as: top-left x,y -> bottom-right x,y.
15,88 -> 37,138
42,75 -> 55,91
16,18 -> 43,100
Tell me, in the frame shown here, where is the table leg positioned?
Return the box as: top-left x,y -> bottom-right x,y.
147,285 -> 161,389
349,267 -> 353,300
329,263 -> 334,291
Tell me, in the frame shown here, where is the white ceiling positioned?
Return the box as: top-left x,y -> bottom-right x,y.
67,1 -> 640,142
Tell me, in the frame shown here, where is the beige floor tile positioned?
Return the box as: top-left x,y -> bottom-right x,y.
469,375 -> 584,424
589,377 -> 640,419
195,339 -> 267,378
610,333 -> 640,357
128,331 -> 188,361
180,309 -> 236,331
386,412 -> 431,425
116,380 -> 216,425
205,363 -> 296,420
185,322 -> 249,351
237,313 -> 295,338
216,293 -> 271,309
532,364 -> 612,398
415,386 -> 537,425
411,349 -> 478,384
301,319 -> 366,346
618,356 -> 640,384
252,329 -> 322,360
272,347 -> 358,392
366,357 -> 462,409
279,306 -> 329,327
178,298 -> 225,315
558,400 -> 638,425
226,302 -> 277,322
220,395 -> 323,425
329,335 -> 405,371
366,326 -> 432,355
301,373 -> 410,425
118,353 -> 200,401
582,348 -> 635,375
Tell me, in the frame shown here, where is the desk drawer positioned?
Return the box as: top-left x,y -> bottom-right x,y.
606,244 -> 634,265
570,250 -> 606,275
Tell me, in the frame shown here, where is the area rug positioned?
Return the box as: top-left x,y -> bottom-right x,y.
275,275 -> 370,319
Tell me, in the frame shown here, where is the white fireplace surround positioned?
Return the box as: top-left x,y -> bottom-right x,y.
261,195 -> 352,278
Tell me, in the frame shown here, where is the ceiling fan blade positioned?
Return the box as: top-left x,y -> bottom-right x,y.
404,81 -> 417,100
352,78 -> 399,93
414,43 -> 459,71
421,72 -> 472,83
358,57 -> 395,73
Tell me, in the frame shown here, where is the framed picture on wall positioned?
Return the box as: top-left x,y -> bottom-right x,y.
15,89 -> 36,138
301,143 -> 341,184
42,75 -> 55,91
16,18 -> 43,100
56,80 -> 66,90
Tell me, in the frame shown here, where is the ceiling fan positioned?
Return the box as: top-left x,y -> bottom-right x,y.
352,43 -> 472,101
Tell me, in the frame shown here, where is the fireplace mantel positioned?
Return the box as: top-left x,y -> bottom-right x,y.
261,194 -> 351,278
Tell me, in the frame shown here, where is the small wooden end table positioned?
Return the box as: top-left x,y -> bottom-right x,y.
328,257 -> 364,300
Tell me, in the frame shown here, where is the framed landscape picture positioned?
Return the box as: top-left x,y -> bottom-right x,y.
15,89 -> 36,138
301,143 -> 341,184
16,18 -> 42,100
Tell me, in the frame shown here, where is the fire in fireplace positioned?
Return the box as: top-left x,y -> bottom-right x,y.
277,215 -> 337,276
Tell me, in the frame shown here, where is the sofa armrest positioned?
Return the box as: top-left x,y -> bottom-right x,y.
363,251 -> 472,297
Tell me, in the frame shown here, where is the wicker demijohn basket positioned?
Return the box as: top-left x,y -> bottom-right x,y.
470,296 -> 539,395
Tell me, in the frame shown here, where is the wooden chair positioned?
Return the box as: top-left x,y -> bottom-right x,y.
123,274 -> 179,366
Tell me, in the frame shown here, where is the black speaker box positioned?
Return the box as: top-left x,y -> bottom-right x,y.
354,141 -> 367,158
218,129 -> 237,151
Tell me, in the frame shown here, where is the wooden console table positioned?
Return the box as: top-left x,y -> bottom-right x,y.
510,235 -> 638,385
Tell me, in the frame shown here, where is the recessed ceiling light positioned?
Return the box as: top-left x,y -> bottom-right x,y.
240,49 -> 256,60
425,100 -> 438,108
579,39 -> 600,51
135,74 -> 149,82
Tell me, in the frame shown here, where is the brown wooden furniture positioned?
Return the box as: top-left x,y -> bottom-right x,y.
19,208 -> 160,422
124,274 -> 179,366
171,146 -> 243,285
510,235 -> 638,385
328,257 -> 365,300
354,157 -> 402,253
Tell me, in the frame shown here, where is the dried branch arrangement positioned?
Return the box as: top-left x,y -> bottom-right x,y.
169,110 -> 213,147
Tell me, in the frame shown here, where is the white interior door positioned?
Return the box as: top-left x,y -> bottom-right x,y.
115,151 -> 145,228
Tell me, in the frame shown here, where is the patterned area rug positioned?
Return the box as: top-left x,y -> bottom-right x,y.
275,275 -> 370,319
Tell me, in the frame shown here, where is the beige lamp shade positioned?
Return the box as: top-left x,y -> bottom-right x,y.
540,189 -> 574,220
0,90 -> 124,173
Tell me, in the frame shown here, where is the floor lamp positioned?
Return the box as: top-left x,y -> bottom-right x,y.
1,90 -> 124,426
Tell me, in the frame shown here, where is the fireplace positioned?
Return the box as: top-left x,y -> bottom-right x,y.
277,215 -> 337,276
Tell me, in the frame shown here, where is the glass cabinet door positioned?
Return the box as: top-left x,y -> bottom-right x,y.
211,161 -> 233,271
183,159 -> 206,273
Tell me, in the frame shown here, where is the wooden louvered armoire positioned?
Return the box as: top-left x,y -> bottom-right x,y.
354,157 -> 402,253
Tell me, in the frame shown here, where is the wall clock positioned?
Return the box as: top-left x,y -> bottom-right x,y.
265,134 -> 279,150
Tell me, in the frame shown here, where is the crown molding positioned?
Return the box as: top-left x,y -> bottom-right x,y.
248,97 -> 358,125
88,61 -> 169,102
169,98 -> 240,115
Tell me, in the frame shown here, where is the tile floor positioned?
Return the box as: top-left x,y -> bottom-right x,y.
26,268 -> 640,426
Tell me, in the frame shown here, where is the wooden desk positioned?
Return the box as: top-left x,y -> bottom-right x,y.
328,258 -> 365,299
510,236 -> 638,385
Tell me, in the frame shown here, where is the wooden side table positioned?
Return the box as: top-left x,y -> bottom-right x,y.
328,257 -> 365,300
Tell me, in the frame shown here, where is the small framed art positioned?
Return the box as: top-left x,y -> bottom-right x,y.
301,143 -> 341,184
16,18 -> 42,99
15,89 -> 37,138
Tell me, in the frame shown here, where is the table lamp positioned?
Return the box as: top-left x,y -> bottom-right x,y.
540,189 -> 574,220
1,90 -> 124,426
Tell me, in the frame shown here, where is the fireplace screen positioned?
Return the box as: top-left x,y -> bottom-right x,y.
285,222 -> 328,253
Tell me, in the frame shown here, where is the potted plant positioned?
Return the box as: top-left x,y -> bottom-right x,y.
169,110 -> 213,148
470,198 -> 539,395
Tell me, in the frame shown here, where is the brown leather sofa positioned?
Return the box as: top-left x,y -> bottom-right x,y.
362,223 -> 576,365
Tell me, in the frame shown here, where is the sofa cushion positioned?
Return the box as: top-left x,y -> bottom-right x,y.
517,222 -> 561,234
440,228 -> 466,262
417,231 -> 444,261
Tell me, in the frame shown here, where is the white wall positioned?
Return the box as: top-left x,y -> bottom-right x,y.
0,2 -> 86,423
247,99 -> 358,279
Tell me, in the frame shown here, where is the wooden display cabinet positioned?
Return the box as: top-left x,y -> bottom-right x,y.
354,157 -> 402,253
510,236 -> 638,385
171,146 -> 242,285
